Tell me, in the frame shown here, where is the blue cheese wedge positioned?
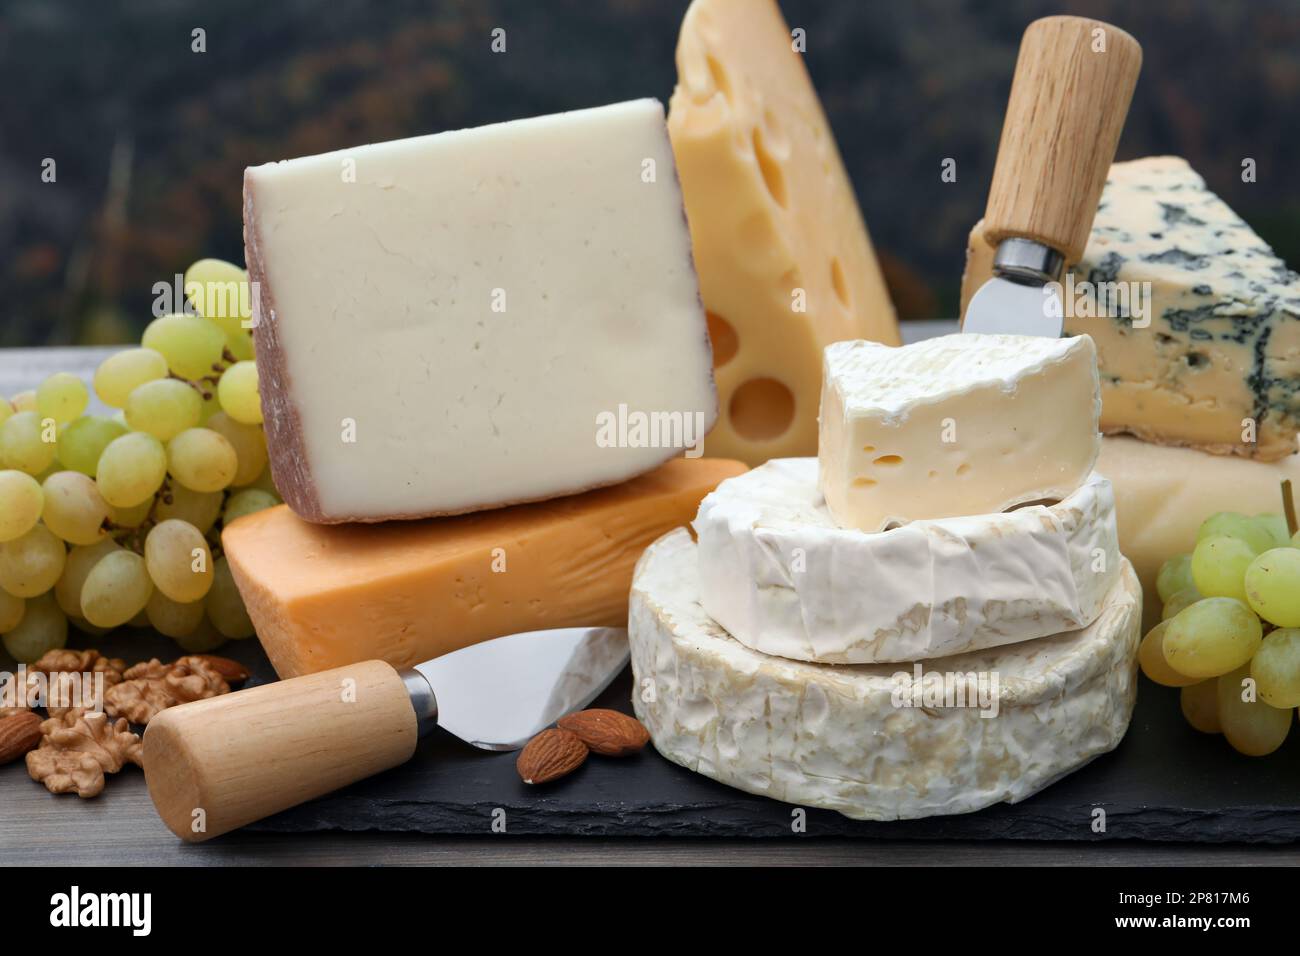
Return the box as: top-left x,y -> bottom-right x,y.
629,528 -> 1141,821
962,156 -> 1300,461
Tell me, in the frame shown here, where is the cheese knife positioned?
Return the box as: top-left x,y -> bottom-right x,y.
142,626 -> 629,842
963,15 -> 1142,337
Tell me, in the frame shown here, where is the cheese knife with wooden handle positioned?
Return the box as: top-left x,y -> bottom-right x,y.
143,626 -> 628,842
963,15 -> 1142,337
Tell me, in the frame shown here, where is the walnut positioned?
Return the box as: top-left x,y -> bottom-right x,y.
26,708 -> 143,798
31,649 -> 128,715
104,656 -> 230,725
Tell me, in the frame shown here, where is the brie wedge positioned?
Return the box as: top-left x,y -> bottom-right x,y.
630,528 -> 1141,822
695,459 -> 1119,663
818,334 -> 1101,532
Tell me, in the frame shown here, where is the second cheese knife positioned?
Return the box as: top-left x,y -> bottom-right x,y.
142,626 -> 629,842
963,15 -> 1142,337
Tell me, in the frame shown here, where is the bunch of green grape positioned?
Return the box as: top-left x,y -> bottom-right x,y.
1141,509 -> 1300,757
0,259 -> 280,664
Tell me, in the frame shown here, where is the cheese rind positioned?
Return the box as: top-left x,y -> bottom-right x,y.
962,157 -> 1300,461
245,99 -> 717,523
1097,435 -> 1300,628
818,334 -> 1101,531
667,0 -> 898,467
222,458 -> 746,678
630,529 -> 1141,821
695,459 -> 1119,663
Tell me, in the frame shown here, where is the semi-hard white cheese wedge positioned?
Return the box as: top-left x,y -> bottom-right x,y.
630,528 -> 1141,822
818,334 -> 1101,532
962,157 -> 1300,461
695,458 -> 1119,663
667,0 -> 899,467
245,99 -> 717,523
1098,435 -> 1300,628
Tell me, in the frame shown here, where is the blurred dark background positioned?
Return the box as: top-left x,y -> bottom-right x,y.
1,0 -> 1297,346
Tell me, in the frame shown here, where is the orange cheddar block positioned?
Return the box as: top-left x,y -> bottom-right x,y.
222,458 -> 746,678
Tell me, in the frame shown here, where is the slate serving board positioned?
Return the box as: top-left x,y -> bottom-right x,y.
11,629 -> 1300,843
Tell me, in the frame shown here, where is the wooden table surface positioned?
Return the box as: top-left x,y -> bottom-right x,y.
3,335 -> 1292,866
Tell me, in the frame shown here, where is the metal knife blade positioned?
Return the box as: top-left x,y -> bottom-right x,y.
412,626 -> 629,752
963,270 -> 1064,338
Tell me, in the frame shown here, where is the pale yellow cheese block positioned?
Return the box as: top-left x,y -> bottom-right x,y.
1097,435 -> 1300,628
668,0 -> 898,467
222,458 -> 746,678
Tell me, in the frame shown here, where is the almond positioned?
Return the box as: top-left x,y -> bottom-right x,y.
191,655 -> 251,684
516,728 -> 588,785
0,711 -> 43,766
557,708 -> 650,757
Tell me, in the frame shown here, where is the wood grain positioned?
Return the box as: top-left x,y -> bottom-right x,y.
983,16 -> 1142,261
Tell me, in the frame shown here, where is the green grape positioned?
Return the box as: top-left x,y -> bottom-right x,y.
1217,663 -> 1292,756
155,483 -> 223,534
1180,679 -> 1221,734
107,497 -> 154,529
54,538 -> 121,618
10,390 -> 36,413
245,463 -> 281,498
206,555 -> 254,638
80,549 -> 153,628
166,427 -> 237,492
0,470 -> 44,542
223,488 -> 278,526
1,411 -> 57,475
92,347 -> 169,408
1161,586 -> 1201,621
1251,628 -> 1300,708
145,589 -> 206,639
36,372 -> 89,425
1245,547 -> 1300,627
184,258 -> 252,337
40,471 -> 110,546
1253,513 -> 1292,549
1190,535 -> 1255,602
225,329 -> 254,362
1196,512 -> 1273,554
173,616 -> 227,653
1,593 -> 66,663
196,387 -> 221,425
1164,597 -> 1263,679
206,412 -> 267,486
0,524 -> 66,597
141,313 -> 226,380
124,378 -> 202,441
56,415 -> 126,476
96,432 -> 167,508
1139,621 -> 1199,687
145,519 -> 213,603
69,616 -> 112,638
127,607 -> 150,628
0,394 -> 11,426
0,587 -> 24,632
1156,553 -> 1195,602
217,361 -> 262,425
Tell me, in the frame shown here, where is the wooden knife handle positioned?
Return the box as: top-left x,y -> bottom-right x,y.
143,660 -> 419,843
982,16 -> 1142,262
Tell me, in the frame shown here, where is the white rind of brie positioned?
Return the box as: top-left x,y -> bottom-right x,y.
695,459 -> 1120,663
630,528 -> 1141,822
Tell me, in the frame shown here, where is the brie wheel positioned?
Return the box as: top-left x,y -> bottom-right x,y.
695,459 -> 1120,663
630,528 -> 1141,822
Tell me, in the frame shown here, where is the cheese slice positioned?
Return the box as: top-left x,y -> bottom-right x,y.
818,334 -> 1101,531
962,157 -> 1300,461
667,0 -> 898,467
222,458 -> 746,678
1097,435 -> 1300,628
695,459 -> 1119,663
245,99 -> 717,523
630,529 -> 1140,821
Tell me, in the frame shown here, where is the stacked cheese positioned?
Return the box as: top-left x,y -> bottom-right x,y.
962,157 -> 1300,620
225,100 -> 747,677
629,333 -> 1142,821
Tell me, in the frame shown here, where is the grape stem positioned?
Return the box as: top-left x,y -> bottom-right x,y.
1282,480 -> 1297,537
167,371 -> 214,401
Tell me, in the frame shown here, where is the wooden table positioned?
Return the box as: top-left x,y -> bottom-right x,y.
3,338 -> 1292,866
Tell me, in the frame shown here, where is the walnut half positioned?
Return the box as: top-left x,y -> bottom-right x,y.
26,709 -> 144,798
104,656 -> 230,725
